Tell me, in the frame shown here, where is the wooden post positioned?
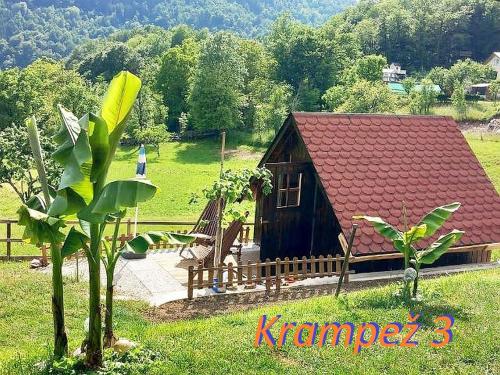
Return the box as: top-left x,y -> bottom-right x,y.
311,255 -> 316,276
275,258 -> 281,293
293,257 -> 299,280
6,221 -> 11,260
284,257 -> 290,280
335,224 -> 358,297
246,260 -> 253,288
126,218 -> 132,236
41,244 -> 48,266
197,263 -> 203,289
208,262 -> 214,285
227,263 -> 234,289
265,258 -> 271,292
188,266 -> 194,300
327,255 -> 333,276
237,261 -> 243,285
217,263 -> 223,289
301,256 -> 307,280
318,255 -> 324,277
256,260 -> 261,284
214,131 -> 226,267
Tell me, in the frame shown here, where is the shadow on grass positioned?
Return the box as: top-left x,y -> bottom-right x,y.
354,288 -> 470,329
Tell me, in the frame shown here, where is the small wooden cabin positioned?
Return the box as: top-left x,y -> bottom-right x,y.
254,113 -> 500,271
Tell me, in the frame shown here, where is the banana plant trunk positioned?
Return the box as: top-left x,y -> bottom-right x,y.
86,224 -> 103,368
50,243 -> 68,358
103,269 -> 116,348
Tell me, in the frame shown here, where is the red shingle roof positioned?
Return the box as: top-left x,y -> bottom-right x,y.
292,112 -> 500,255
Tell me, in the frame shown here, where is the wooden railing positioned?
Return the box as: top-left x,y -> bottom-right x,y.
187,254 -> 352,300
0,218 -> 254,260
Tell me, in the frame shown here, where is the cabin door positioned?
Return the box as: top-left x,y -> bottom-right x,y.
259,162 -> 315,260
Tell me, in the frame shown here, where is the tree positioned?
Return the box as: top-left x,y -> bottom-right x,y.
0,125 -> 60,203
133,125 -> 169,156
401,77 -> 416,95
254,82 -> 292,138
355,202 -> 463,298
156,38 -> 200,132
489,80 -> 500,103
73,42 -> 142,81
451,82 -> 467,120
322,85 -> 346,112
409,79 -> 438,115
127,85 -> 167,143
189,32 -> 246,131
354,54 -> 387,82
339,80 -> 396,113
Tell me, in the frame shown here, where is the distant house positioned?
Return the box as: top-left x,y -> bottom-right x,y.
485,52 -> 500,79
254,113 -> 500,271
382,63 -> 406,83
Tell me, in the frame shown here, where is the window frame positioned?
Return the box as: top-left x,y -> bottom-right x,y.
276,172 -> 302,209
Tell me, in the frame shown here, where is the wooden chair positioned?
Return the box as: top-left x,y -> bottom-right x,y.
198,212 -> 249,268
179,199 -> 225,258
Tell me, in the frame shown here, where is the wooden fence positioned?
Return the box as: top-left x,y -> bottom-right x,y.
0,218 -> 254,261
186,243 -> 498,299
187,254 -> 353,300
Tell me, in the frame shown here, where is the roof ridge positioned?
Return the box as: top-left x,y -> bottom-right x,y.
291,111 -> 453,120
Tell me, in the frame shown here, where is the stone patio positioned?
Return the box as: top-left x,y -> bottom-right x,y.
59,244 -> 261,306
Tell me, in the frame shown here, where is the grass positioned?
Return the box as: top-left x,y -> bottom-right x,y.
430,101 -> 498,121
0,136 -> 267,256
465,133 -> 500,192
0,261 -> 498,374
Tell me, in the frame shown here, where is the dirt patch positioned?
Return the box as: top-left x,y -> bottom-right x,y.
144,280 -> 392,322
224,149 -> 262,160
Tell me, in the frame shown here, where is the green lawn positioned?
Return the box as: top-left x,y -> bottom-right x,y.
465,133 -> 500,192
0,262 -> 498,374
430,101 -> 498,122
0,138 -> 266,256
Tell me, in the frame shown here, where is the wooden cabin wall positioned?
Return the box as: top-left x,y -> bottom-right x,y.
256,120 -> 344,259
310,185 -> 344,256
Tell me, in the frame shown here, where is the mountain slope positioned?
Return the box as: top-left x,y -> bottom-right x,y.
0,0 -> 355,67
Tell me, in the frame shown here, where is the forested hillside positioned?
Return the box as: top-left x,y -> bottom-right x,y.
0,0 -> 355,67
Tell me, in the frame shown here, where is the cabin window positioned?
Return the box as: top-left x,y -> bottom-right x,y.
277,172 -> 302,208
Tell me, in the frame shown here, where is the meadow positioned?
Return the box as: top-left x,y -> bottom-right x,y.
0,262 -> 498,374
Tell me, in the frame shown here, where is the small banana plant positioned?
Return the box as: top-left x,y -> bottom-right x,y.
101,210 -> 195,347
354,202 -> 464,299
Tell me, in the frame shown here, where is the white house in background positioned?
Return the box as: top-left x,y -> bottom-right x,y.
382,63 -> 407,83
485,52 -> 500,79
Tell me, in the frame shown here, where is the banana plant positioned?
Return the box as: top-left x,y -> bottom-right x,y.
61,210 -> 196,348
354,202 -> 464,298
19,117 -> 68,358
18,71 -> 151,368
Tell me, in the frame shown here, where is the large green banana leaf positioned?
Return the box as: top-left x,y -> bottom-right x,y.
124,231 -> 196,254
99,71 -> 141,165
18,205 -> 66,245
416,230 -> 464,264
79,113 -> 110,182
92,180 -> 158,214
61,227 -> 89,258
403,224 -> 427,244
49,105 -> 93,217
417,202 -> 461,238
353,215 -> 402,241
78,180 -> 157,223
